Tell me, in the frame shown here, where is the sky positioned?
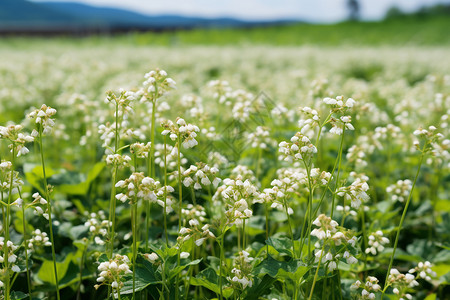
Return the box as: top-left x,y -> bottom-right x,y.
31,0 -> 450,23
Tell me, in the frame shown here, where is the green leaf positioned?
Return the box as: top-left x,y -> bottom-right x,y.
190,267 -> 233,298
266,237 -> 294,257
57,162 -> 105,195
245,275 -> 277,300
254,255 -> 308,282
424,294 -> 437,300
120,254 -> 160,294
10,291 -> 28,300
37,253 -> 75,285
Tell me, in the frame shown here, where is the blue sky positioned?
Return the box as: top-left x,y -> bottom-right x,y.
31,0 -> 450,22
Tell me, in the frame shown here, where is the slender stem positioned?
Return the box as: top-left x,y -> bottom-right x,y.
381,146 -> 426,297
108,166 -> 117,258
175,135 -> 183,299
146,98 -> 157,252
19,189 -> 32,300
4,147 -> 15,300
77,236 -> 92,300
360,210 -> 368,275
303,162 -> 313,259
283,196 -> 296,258
219,231 -> 225,300
308,244 -> 326,300
242,219 -> 246,250
330,128 -> 345,219
132,201 -> 137,300
39,129 -> 60,300
163,136 -> 168,245
177,135 -> 183,231
108,101 -> 120,259
265,202 -> 270,258
255,147 -> 262,180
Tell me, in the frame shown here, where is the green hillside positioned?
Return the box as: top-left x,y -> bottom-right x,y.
126,14 -> 450,46
1,8 -> 449,47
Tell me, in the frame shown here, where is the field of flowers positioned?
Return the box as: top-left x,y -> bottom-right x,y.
0,43 -> 449,300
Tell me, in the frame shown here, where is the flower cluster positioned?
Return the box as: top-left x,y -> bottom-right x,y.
27,229 -> 52,252
105,89 -> 137,116
142,69 -> 176,101
323,96 -> 356,135
182,163 -> 221,190
408,261 -> 436,282
278,132 -> 317,162
0,238 -> 21,273
215,176 -> 259,227
27,104 -> 57,135
228,251 -> 254,289
387,268 -> 419,300
365,231 -> 390,255
178,220 -> 215,247
336,177 -> 370,209
130,142 -> 151,158
246,126 -> 276,149
30,192 -> 49,220
154,143 -> 188,170
298,106 -> 320,134
84,211 -> 110,245
161,118 -> 200,149
351,276 -> 382,299
105,153 -> 132,168
311,214 -> 358,271
208,80 -> 232,104
0,124 -> 34,156
95,254 -> 132,292
115,173 -> 174,208
386,179 -> 412,203
0,161 -> 23,194
413,125 -> 444,152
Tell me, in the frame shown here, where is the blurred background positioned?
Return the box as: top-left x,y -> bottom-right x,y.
0,0 -> 449,45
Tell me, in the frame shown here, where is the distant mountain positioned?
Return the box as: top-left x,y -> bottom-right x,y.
0,0 -> 298,34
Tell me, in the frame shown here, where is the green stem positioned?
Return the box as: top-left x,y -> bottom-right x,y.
132,201 -> 137,300
265,202 -> 270,258
108,101 -> 120,259
219,231 -> 225,300
4,147 -> 15,300
308,244 -> 326,300
283,196 -> 296,259
146,98 -> 157,252
303,162 -> 313,259
175,135 -> 183,299
330,127 -> 345,219
360,210 -> 368,275
39,129 -> 60,300
77,236 -> 93,300
255,147 -> 262,180
163,136 -> 168,246
381,145 -> 426,297
177,135 -> 183,231
19,189 -> 32,300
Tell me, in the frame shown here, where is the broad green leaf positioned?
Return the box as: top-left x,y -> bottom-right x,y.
120,254 -> 160,294
254,255 -> 308,282
266,237 -> 294,257
424,294 -> 437,300
57,162 -> 105,195
10,291 -> 28,300
245,275 -> 277,300
190,267 -> 233,298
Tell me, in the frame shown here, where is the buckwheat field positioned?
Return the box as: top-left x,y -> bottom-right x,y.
0,44 -> 449,300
